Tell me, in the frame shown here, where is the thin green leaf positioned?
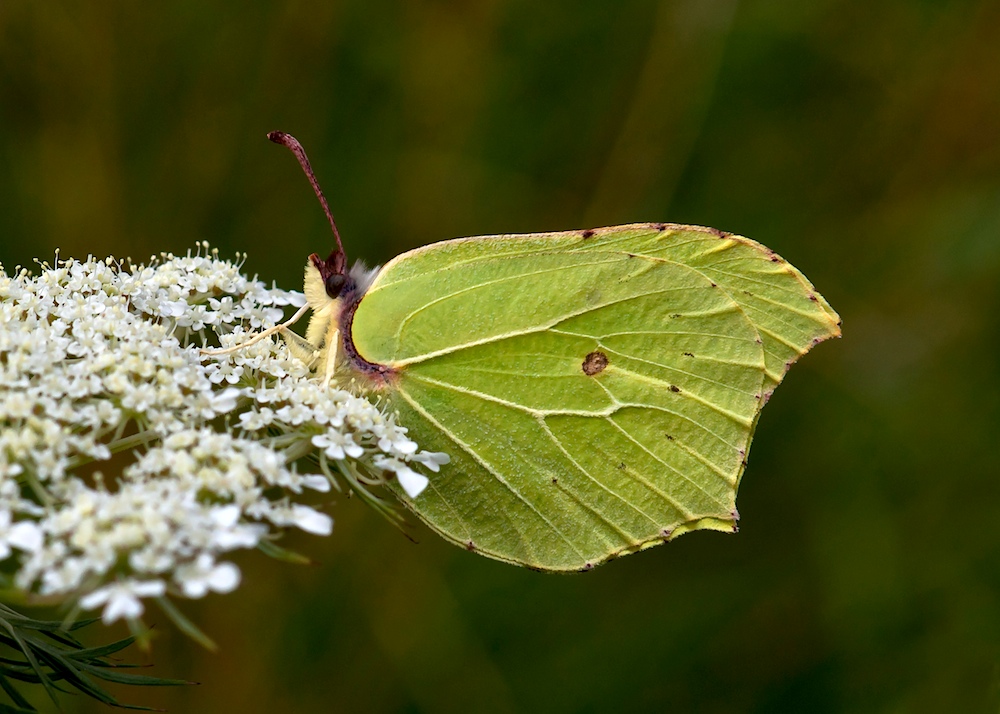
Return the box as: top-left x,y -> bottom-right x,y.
153,598 -> 216,651
0,618 -> 58,708
62,636 -> 138,661
0,703 -> 35,714
0,668 -> 48,684
334,460 -> 410,535
0,605 -> 189,710
0,613 -> 92,634
33,629 -> 83,651
70,660 -> 190,687
0,672 -> 33,710
21,635 -> 133,705
257,538 -> 314,565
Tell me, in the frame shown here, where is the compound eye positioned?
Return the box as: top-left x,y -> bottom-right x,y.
324,273 -> 346,298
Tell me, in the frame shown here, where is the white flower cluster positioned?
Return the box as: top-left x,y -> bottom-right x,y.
0,245 -> 447,626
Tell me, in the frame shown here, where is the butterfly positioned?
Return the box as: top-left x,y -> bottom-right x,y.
260,131 -> 840,572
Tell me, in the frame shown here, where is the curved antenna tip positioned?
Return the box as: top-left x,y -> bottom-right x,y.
267,131 -> 345,259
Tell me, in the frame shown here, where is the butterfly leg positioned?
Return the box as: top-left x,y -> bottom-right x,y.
321,326 -> 339,387
280,328 -> 322,367
200,303 -> 311,357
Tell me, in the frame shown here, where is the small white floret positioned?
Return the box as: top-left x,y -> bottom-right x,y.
176,555 -> 241,598
80,579 -> 167,624
290,505 -> 333,536
396,466 -> 430,498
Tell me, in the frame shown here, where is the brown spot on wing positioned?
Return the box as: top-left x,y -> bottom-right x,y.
582,351 -> 609,376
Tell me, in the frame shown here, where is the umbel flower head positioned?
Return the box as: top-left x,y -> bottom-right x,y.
0,244 -> 447,627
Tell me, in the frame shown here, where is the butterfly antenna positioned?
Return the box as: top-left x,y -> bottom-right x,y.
267,131 -> 345,258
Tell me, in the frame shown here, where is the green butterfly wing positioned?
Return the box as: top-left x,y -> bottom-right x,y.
351,223 -> 840,571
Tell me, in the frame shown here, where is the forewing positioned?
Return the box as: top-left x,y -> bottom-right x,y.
351,224 -> 840,570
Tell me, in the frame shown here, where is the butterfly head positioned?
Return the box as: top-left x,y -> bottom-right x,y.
310,249 -> 348,300
305,250 -> 380,308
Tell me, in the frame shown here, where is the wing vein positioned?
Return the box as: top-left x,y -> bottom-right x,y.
407,372 -> 745,451
536,417 -> 658,539
605,418 -> 728,512
599,344 -> 762,397
395,383 -> 587,563
393,283 -> 708,366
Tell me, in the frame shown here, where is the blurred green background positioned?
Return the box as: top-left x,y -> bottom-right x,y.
2,1 -> 999,712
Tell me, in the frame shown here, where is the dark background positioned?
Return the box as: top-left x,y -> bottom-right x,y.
2,2 -> 999,712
